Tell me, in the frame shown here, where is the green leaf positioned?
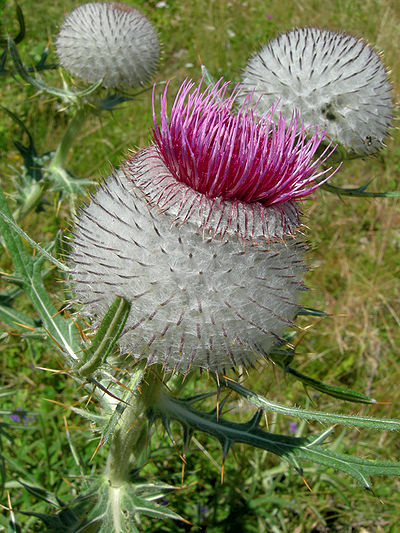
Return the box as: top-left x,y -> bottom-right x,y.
285,365 -> 375,403
268,349 -> 376,404
98,479 -> 187,533
0,207 -> 67,271
322,181 -> 400,198
0,188 -> 79,361
150,388 -> 400,490
0,3 -> 25,46
0,302 -> 38,329
297,306 -> 328,317
7,37 -> 103,103
200,64 -> 217,86
219,376 -> 400,431
77,297 -> 131,377
19,484 -> 100,533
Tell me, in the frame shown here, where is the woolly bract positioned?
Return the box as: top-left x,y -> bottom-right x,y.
56,2 -> 159,89
240,27 -> 394,155
69,79 -> 338,374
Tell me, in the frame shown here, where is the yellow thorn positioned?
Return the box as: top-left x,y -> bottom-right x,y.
126,420 -> 138,435
44,398 -> 72,408
264,412 -> 269,430
85,386 -> 95,407
302,475 -> 312,492
42,327 -> 67,353
12,321 -> 35,330
35,366 -> 71,373
108,364 -> 130,373
181,459 -> 186,484
90,438 -> 104,461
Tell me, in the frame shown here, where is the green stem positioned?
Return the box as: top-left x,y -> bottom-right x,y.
104,369 -> 158,487
49,106 -> 89,171
13,181 -> 46,223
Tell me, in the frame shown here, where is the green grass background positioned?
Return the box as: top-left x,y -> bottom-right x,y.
1,0 -> 400,531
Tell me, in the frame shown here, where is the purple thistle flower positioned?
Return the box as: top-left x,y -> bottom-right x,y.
153,79 -> 338,208
69,79 -> 340,374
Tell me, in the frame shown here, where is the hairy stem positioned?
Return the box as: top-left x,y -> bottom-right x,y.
49,105 -> 89,171
104,369 -> 158,487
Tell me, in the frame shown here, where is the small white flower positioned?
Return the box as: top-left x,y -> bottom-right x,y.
240,27 -> 394,155
56,2 -> 160,89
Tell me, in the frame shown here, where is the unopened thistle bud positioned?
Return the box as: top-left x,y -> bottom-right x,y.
70,79 -> 339,374
56,2 -> 160,89
240,27 -> 394,155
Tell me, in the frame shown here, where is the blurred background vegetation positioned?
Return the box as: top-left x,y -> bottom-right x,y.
1,0 -> 399,531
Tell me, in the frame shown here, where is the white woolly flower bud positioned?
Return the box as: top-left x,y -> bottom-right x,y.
56,2 -> 160,89
69,79 -> 340,374
240,27 -> 394,155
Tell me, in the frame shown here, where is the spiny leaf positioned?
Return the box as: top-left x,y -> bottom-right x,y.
219,376 -> 400,431
0,3 -> 25,47
322,181 -> 400,198
297,306 -> 328,317
0,207 -> 67,271
0,303 -> 38,329
7,37 -> 103,103
0,188 -> 79,361
200,64 -> 217,86
285,365 -> 375,403
150,389 -> 400,489
19,485 -> 100,533
269,349 -> 376,403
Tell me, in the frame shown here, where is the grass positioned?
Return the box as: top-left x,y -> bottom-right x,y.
1,0 -> 400,531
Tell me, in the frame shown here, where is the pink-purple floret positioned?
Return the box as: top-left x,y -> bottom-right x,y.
152,78 -> 340,207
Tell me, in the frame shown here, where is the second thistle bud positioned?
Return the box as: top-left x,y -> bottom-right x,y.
240,27 -> 394,155
56,2 -> 160,89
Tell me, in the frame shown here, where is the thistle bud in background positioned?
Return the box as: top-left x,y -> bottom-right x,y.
55,2 -> 160,89
69,79 -> 340,374
239,27 -> 394,155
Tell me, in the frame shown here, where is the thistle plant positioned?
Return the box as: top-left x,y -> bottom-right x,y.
1,3 -> 400,532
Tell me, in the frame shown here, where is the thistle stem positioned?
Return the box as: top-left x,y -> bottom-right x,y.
49,105 -> 89,171
104,369 -> 158,487
13,181 -> 46,222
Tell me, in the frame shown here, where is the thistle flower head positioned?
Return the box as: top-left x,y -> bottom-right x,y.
240,27 -> 394,155
69,79 -> 338,374
153,78 -> 338,207
56,2 -> 160,89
